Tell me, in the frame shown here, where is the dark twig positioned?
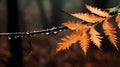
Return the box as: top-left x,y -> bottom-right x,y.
0,26 -> 68,37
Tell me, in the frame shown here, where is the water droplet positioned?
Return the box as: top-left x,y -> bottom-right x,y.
14,36 -> 17,39
41,33 -> 44,35
26,32 -> 29,35
8,37 -> 11,40
51,26 -> 56,29
53,31 -> 57,34
45,32 -> 49,35
21,36 -> 24,37
59,29 -> 62,32
17,35 -> 20,38
33,30 -> 36,32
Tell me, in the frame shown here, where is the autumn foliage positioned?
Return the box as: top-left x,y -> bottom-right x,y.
56,4 -> 120,54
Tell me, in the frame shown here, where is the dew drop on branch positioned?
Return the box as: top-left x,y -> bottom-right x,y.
26,32 -> 30,35
14,36 -> 17,39
45,32 -> 50,35
33,30 -> 36,32
16,35 -> 20,38
59,29 -> 62,32
41,33 -> 45,35
8,37 -> 11,40
53,31 -> 58,34
21,35 -> 24,38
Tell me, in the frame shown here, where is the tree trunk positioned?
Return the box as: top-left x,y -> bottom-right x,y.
6,0 -> 23,67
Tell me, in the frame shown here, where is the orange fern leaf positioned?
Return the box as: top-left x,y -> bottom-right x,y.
86,4 -> 110,17
62,21 -> 91,31
89,26 -> 102,49
62,21 -> 75,30
102,19 -> 118,50
71,13 -> 105,23
56,25 -> 90,53
79,29 -> 90,54
115,15 -> 120,29
56,31 -> 81,53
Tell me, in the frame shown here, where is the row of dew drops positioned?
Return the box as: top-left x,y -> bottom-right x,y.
6,26 -> 66,40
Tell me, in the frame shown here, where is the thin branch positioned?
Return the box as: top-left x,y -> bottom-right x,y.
0,26 -> 68,37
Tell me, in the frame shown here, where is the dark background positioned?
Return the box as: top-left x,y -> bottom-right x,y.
0,0 -> 120,67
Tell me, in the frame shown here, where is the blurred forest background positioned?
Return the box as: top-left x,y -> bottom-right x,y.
0,0 -> 120,67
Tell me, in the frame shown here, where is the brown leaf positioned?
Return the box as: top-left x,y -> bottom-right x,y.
79,29 -> 90,54
62,21 -> 90,31
56,31 -> 81,53
89,26 -> 102,49
62,21 -> 82,31
71,13 -> 105,23
86,4 -> 110,17
56,24 -> 90,53
102,19 -> 118,50
115,15 -> 120,29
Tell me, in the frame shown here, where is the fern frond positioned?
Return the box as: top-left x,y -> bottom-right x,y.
71,13 -> 105,23
56,31 -> 81,53
62,21 -> 91,31
79,29 -> 90,54
102,19 -> 118,50
115,15 -> 120,29
56,4 -> 120,54
56,24 -> 91,53
86,4 -> 110,17
89,26 -> 102,49
62,21 -> 79,30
